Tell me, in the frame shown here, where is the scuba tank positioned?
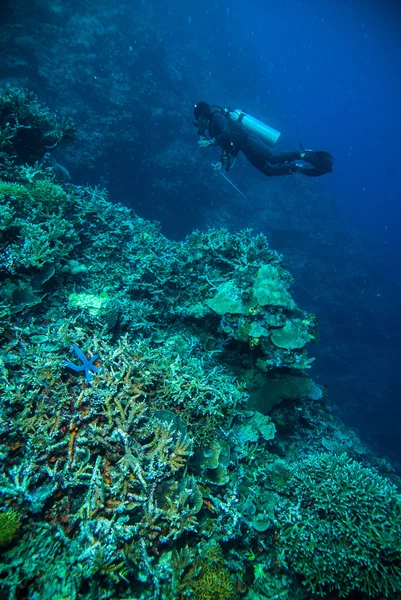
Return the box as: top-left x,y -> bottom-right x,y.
226,109 -> 281,147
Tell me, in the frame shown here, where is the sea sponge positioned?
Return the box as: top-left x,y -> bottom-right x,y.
252,265 -> 295,309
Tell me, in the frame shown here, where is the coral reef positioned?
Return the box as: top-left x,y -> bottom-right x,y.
0,90 -> 400,600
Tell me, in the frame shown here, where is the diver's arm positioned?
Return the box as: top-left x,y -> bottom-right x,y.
197,113 -> 231,149
206,112 -> 232,150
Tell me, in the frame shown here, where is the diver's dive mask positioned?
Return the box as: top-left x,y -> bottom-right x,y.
193,115 -> 210,136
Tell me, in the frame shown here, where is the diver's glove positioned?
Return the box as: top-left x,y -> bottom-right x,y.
300,146 -> 334,173
198,137 -> 216,148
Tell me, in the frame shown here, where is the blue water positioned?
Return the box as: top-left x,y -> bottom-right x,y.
165,0 -> 401,249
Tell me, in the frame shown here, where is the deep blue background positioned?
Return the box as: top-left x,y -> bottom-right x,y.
159,0 -> 401,257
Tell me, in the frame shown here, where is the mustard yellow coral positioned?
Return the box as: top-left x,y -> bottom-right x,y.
0,509 -> 21,548
180,542 -> 238,600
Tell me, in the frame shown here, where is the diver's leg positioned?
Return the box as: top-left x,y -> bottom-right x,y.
257,162 -> 328,176
259,163 -> 297,176
242,137 -> 328,177
244,135 -> 302,163
242,136 -> 301,175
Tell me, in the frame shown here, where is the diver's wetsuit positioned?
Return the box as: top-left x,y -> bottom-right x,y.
207,111 -> 322,177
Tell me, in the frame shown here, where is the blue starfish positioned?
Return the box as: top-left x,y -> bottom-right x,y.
64,344 -> 100,383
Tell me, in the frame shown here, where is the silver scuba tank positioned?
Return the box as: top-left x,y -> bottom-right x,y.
227,109 -> 281,147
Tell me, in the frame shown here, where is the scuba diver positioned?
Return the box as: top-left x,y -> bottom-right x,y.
193,101 -> 334,177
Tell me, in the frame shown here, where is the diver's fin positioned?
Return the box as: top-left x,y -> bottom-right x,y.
303,149 -> 334,173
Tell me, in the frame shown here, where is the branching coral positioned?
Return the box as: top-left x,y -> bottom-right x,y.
276,453 -> 401,597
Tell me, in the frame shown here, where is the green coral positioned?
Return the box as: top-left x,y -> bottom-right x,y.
206,264 -> 298,315
0,179 -> 68,216
0,509 -> 21,548
233,411 -> 276,444
277,453 -> 401,597
29,179 -> 67,211
248,322 -> 269,338
0,202 -> 14,230
195,439 -> 231,486
0,181 -> 30,208
237,318 -> 252,341
248,372 -> 313,413
0,182 -> 29,229
68,292 -> 110,316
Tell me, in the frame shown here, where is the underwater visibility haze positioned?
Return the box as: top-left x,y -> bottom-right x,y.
0,0 -> 401,598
